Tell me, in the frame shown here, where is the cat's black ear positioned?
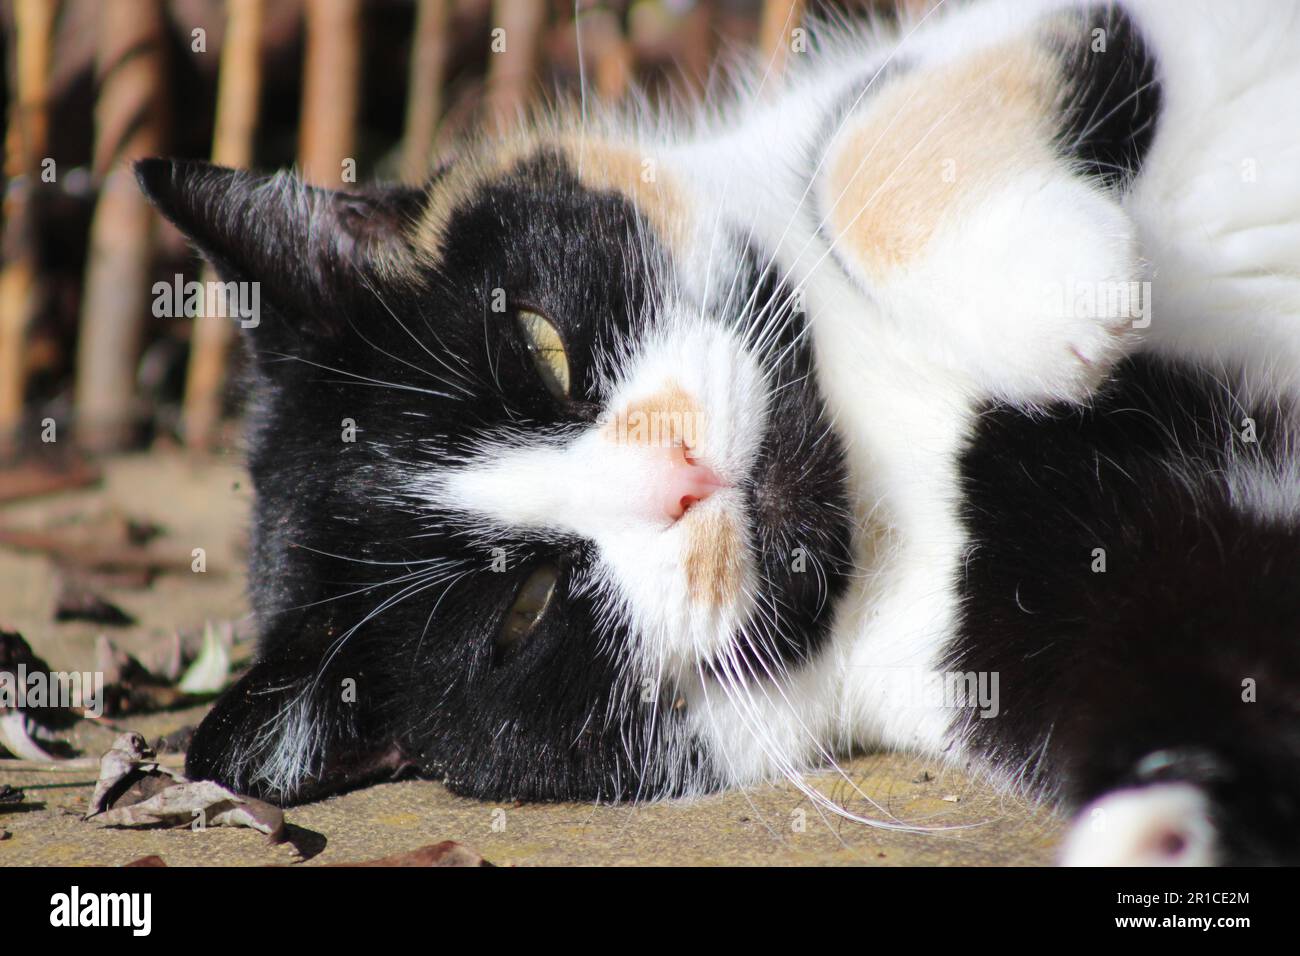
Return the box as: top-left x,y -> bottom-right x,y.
134,158 -> 428,346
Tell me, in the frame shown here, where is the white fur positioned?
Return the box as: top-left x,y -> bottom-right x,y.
1061,784 -> 1218,866
840,170 -> 1143,405
1122,2 -> 1300,403
662,0 -> 1300,796
418,308 -> 769,682
413,1 -> 1300,818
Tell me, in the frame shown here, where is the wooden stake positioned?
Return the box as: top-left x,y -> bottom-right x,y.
759,0 -> 804,78
581,7 -> 632,103
181,0 -> 265,451
897,0 -> 936,19
484,0 -> 545,132
73,0 -> 169,453
0,0 -> 56,453
399,0 -> 451,184
678,0 -> 714,95
298,0 -> 362,188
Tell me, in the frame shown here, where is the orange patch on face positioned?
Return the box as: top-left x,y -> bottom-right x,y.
683,505 -> 744,609
603,381 -> 705,449
406,132 -> 690,273
824,40 -> 1061,273
558,137 -> 690,253
408,134 -> 542,267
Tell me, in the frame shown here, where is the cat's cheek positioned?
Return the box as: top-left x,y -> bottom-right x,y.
592,505 -> 757,676
681,500 -> 746,611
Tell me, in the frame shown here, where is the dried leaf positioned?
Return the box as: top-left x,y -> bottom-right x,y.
139,631 -> 183,683
87,732 -> 184,815
86,732 -> 284,840
0,509 -> 179,575
153,725 -> 195,754
94,634 -> 130,687
95,636 -> 190,715
0,712 -> 63,761
0,630 -> 79,754
126,841 -> 494,868
0,458 -> 101,504
67,566 -> 156,590
53,577 -> 135,626
0,526 -> 189,574
327,841 -> 493,867
92,779 -> 285,840
177,621 -> 232,694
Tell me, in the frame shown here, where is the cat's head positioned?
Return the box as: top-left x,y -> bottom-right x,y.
136,137 -> 852,804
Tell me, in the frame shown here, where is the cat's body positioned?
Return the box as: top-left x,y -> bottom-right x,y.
137,0 -> 1300,864
670,0 -> 1300,862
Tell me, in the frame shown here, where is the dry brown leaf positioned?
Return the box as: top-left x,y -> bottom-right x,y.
0,711 -> 60,761
125,841 -> 493,867
92,779 -> 285,839
0,458 -> 102,504
94,636 -> 191,715
327,841 -> 493,867
85,731 -> 284,840
86,732 -> 185,813
0,509 -> 181,575
53,576 -> 135,626
1,629 -> 79,758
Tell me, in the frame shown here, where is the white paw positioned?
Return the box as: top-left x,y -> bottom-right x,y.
886,171 -> 1146,405
1060,784 -> 1218,867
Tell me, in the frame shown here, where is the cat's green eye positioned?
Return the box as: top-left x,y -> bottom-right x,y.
496,564 -> 559,654
516,309 -> 571,400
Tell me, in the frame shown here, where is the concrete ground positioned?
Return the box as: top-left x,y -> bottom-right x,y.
0,451 -> 1064,866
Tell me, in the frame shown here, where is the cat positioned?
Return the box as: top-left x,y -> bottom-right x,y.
136,0 -> 1300,865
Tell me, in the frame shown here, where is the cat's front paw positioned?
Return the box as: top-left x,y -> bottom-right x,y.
890,171 -> 1146,406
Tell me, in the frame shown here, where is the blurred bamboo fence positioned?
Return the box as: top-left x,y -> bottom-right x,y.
0,0 -> 919,472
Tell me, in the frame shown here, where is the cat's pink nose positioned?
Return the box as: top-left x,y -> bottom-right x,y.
659,444 -> 727,521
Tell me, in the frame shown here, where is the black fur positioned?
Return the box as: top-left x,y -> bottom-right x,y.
135,152 -> 852,805
1048,3 -> 1163,190
951,355 -> 1300,864
722,238 -> 855,680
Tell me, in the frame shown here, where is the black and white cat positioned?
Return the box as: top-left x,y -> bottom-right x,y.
136,0 -> 1300,865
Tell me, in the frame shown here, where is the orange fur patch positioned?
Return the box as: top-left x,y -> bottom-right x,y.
405,133 -> 690,272
407,133 -> 542,268
602,381 -> 704,449
557,137 -> 690,253
603,381 -> 738,608
683,505 -> 744,609
824,40 -> 1061,274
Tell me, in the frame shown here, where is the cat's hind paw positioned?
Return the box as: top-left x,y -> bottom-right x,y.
1060,784 -> 1217,867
